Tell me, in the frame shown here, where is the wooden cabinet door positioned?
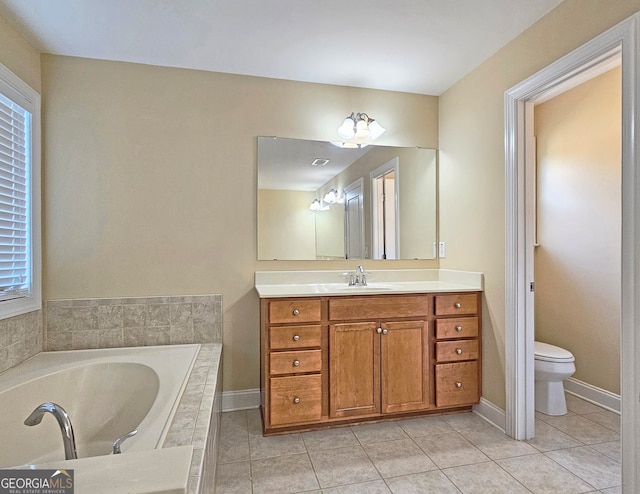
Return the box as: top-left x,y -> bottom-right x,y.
329,322 -> 380,418
381,320 -> 431,414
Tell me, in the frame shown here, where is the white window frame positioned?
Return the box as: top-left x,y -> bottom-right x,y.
0,62 -> 41,319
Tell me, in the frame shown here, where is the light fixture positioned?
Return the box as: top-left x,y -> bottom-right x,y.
309,199 -> 330,211
335,112 -> 386,145
323,188 -> 338,204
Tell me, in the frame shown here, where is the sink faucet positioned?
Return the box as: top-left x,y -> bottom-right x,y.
24,402 -> 78,460
357,265 -> 367,286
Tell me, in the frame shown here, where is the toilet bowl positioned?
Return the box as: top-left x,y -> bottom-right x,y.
534,341 -> 576,416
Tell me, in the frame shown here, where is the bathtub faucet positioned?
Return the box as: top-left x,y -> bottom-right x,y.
24,402 -> 78,460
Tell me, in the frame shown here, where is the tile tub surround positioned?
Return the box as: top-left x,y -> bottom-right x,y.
163,343 -> 223,494
44,294 -> 222,351
0,309 -> 42,373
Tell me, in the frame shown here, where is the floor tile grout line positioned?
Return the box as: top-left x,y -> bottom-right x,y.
490,458 -> 537,494
540,448 -> 600,492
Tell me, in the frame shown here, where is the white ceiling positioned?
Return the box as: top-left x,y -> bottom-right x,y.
0,0 -> 563,95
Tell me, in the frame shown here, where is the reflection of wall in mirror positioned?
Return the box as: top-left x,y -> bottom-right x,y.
400,151 -> 437,259
257,189 -> 316,260
315,205 -> 345,259
317,147 -> 436,260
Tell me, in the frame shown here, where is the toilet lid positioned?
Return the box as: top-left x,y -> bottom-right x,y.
534,341 -> 575,362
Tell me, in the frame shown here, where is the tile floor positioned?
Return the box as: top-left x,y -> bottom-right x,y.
215,394 -> 621,493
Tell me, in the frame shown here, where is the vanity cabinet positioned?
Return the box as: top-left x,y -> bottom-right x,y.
328,296 -> 430,418
262,299 -> 324,427
260,291 -> 482,434
434,294 -> 481,407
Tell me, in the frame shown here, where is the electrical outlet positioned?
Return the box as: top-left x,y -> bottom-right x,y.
438,241 -> 446,258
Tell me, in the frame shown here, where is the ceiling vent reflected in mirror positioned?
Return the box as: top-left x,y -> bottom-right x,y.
311,158 -> 330,166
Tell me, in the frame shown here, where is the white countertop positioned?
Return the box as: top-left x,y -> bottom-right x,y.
255,269 -> 483,298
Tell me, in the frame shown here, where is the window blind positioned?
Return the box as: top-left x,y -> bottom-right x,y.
0,91 -> 31,302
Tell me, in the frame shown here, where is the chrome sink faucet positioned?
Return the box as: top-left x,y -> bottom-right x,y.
24,402 -> 78,460
348,265 -> 367,286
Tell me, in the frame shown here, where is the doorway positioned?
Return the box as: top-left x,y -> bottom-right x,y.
504,12 -> 640,492
371,158 -> 399,259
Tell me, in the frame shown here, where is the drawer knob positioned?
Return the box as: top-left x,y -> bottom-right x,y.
455,326 -> 463,332
377,327 -> 383,334
456,348 -> 463,355
292,309 -> 300,316
293,397 -> 300,404
382,328 -> 388,335
455,381 -> 462,388
454,302 -> 462,308
293,360 -> 300,367
293,335 -> 300,341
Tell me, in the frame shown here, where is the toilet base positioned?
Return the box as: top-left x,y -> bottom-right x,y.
535,380 -> 568,415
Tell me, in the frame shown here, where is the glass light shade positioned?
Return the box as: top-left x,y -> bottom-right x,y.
323,189 -> 338,203
309,199 -> 321,211
354,118 -> 370,139
337,117 -> 355,139
368,119 -> 386,140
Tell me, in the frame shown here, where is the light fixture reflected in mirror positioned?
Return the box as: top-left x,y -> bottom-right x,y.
309,199 -> 330,211
323,188 -> 339,204
332,112 -> 385,149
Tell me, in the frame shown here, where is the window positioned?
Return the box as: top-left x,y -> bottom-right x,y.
0,63 -> 41,319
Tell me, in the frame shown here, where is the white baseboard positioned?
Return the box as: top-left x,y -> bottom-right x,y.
564,377 -> 621,414
473,397 -> 506,432
222,388 -> 260,412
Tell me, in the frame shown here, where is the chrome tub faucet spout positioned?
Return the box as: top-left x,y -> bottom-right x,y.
24,402 -> 78,460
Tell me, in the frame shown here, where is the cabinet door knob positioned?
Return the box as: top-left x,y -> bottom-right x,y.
455,382 -> 462,388
377,327 -> 383,334
293,360 -> 300,367
293,335 -> 300,341
454,302 -> 462,308
382,328 -> 388,335
293,397 -> 300,404
455,326 -> 463,332
456,348 -> 463,355
292,309 -> 300,316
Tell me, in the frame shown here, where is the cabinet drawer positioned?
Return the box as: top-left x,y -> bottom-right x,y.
270,375 -> 322,426
435,317 -> 479,339
329,295 -> 428,321
269,299 -> 321,324
435,340 -> 479,362
270,325 -> 322,350
270,350 -> 322,375
435,361 -> 479,407
434,294 -> 478,316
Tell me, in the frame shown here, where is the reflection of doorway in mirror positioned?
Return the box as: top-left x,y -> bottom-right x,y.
371,158 -> 399,259
344,178 -> 365,259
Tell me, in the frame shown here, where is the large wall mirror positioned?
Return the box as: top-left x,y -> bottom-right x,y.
257,137 -> 437,260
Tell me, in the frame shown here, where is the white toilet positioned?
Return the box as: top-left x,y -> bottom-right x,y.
534,341 -> 576,415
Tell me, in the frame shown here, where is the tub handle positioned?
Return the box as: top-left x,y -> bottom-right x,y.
113,429 -> 138,454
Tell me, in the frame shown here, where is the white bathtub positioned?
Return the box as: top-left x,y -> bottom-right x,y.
0,344 -> 199,469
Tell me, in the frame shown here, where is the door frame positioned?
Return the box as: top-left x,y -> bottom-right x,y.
504,12 -> 640,491
344,178 -> 365,259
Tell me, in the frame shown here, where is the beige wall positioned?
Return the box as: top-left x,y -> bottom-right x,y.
534,67 -> 621,394
439,0 -> 639,408
0,14 -> 40,93
40,55 -> 439,391
258,189 -> 316,260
